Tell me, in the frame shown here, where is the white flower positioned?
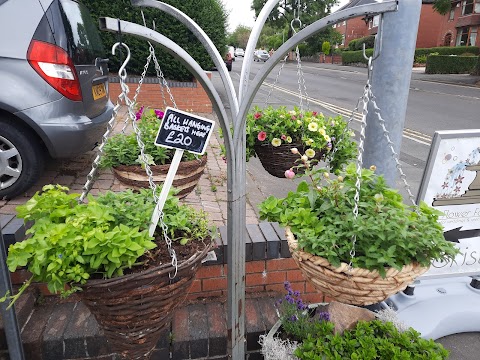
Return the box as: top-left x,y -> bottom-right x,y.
291,147 -> 299,154
289,110 -> 296,115
305,149 -> 316,158
308,122 -> 319,132
301,155 -> 308,162
271,138 -> 282,147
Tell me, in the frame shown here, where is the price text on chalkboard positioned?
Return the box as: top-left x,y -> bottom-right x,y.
154,107 -> 215,155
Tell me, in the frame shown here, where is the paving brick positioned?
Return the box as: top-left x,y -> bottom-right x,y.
0,291 -> 36,350
247,224 -> 266,261
206,302 -> 226,357
150,347 -> 170,360
63,302 -> 91,358
259,222 -> 281,259
42,302 -> 75,360
245,299 -> 265,351
85,313 -> 110,357
188,304 -> 208,358
21,304 -> 55,360
172,306 -> 189,360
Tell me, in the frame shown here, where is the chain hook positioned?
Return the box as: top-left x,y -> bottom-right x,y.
112,42 -> 131,81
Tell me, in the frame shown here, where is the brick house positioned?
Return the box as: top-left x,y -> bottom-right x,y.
335,0 -> 480,49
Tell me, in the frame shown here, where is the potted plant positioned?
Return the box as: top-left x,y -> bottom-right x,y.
260,282 -> 449,359
101,107 -> 207,198
2,184 -> 213,359
258,152 -> 459,305
245,106 -> 356,177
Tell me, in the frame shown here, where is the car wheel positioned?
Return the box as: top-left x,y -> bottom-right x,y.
0,119 -> 45,199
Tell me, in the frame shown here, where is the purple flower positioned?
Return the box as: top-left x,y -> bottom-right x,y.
331,137 -> 336,142
290,315 -> 298,322
318,312 -> 330,322
327,142 -> 332,149
284,281 -> 291,290
293,290 -> 300,297
135,106 -> 145,121
154,109 -> 164,119
285,295 -> 295,304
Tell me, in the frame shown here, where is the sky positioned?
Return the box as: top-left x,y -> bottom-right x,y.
223,0 -> 350,33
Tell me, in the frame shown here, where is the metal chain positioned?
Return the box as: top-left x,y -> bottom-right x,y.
294,45 -> 310,112
152,50 -> 177,109
264,53 -> 289,106
368,90 -> 418,208
349,66 -> 372,268
119,56 -> 178,279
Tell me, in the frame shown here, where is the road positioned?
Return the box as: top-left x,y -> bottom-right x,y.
210,57 -> 480,359
210,57 -> 480,203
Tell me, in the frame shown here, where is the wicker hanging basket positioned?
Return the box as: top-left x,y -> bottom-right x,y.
286,227 -> 429,306
80,241 -> 212,360
254,141 -> 324,178
112,154 -> 207,198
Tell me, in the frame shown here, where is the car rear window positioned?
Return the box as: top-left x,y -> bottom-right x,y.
58,0 -> 105,64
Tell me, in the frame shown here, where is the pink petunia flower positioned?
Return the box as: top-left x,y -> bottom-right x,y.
284,168 -> 295,179
257,131 -> 267,141
281,134 -> 287,140
154,109 -> 164,119
135,106 -> 145,121
254,112 -> 262,119
312,111 -> 317,116
291,115 -> 297,120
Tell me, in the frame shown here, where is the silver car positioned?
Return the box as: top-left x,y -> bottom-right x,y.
0,0 -> 113,199
254,50 -> 270,62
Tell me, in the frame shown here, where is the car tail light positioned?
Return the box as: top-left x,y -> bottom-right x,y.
27,40 -> 82,101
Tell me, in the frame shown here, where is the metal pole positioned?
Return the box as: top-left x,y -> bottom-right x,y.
0,227 -> 25,360
363,0 -> 422,187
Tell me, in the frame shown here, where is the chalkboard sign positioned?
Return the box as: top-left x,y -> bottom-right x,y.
154,107 -> 215,155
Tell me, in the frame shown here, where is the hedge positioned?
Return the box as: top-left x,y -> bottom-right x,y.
425,55 -> 479,74
83,0 -> 228,81
347,35 -> 375,51
342,46 -> 480,66
341,49 -> 374,65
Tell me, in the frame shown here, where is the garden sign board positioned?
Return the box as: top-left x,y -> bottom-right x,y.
154,107 -> 215,155
417,129 -> 480,278
149,107 -> 215,236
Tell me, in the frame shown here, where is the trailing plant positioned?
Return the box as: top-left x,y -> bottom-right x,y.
245,106 -> 356,172
268,282 -> 449,360
100,108 -> 199,168
2,184 -> 211,305
259,154 -> 459,277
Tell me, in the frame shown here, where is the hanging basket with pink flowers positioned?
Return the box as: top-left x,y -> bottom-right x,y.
245,106 -> 356,178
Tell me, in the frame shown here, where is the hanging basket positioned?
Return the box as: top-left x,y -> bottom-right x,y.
79,241 -> 212,360
286,227 -> 429,306
112,154 -> 207,198
254,141 -> 324,178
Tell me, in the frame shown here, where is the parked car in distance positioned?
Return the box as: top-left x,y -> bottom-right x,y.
0,0 -> 113,199
228,46 -> 235,61
234,48 -> 245,57
254,49 -> 270,62
224,52 -> 233,71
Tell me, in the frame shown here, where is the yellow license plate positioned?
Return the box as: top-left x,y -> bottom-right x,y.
92,83 -> 106,100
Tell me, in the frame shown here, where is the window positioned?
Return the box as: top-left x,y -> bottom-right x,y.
461,0 -> 480,15
341,34 -> 345,46
456,26 -> 477,46
449,8 -> 455,20
343,20 -> 346,26
372,15 -> 380,28
444,33 -> 452,46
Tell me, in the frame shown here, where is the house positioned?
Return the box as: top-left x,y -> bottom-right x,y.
335,0 -> 480,49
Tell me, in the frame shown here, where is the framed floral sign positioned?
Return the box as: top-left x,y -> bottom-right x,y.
417,129 -> 480,278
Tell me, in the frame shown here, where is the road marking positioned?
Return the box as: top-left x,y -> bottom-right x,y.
261,82 -> 432,146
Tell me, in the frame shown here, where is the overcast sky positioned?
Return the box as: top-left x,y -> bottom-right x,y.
223,0 -> 350,33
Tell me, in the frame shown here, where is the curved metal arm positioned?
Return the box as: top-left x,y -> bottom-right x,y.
131,0 -> 239,122
239,0 -> 282,102
100,17 -> 235,164
233,0 -> 398,148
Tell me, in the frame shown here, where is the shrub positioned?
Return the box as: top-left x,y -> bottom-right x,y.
348,35 -> 375,51
83,0 -> 228,81
321,41 -> 331,56
426,55 -> 479,74
415,46 -> 479,57
341,49 -> 374,65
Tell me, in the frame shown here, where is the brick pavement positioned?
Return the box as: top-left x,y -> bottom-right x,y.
0,107 -> 259,229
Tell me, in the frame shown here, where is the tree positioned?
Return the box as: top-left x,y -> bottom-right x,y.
251,0 -> 338,39
322,41 -> 331,55
83,0 -> 228,80
431,0 -> 480,75
227,25 -> 252,49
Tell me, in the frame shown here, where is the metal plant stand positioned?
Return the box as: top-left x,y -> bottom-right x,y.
99,0 -> 422,358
